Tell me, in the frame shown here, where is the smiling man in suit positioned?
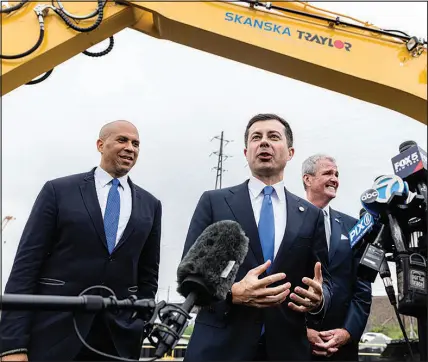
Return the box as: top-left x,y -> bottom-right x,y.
0,120 -> 162,361
181,113 -> 333,361
302,154 -> 372,361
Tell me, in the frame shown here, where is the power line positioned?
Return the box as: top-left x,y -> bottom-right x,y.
210,131 -> 233,189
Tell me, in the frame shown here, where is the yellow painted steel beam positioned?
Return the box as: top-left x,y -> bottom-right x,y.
1,1 -> 135,94
1,1 -> 426,124
126,1 -> 427,124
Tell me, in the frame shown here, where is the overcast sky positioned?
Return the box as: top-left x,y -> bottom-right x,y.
1,2 -> 427,302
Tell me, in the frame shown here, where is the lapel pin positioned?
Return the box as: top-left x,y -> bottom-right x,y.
299,206 -> 304,212
335,218 -> 340,223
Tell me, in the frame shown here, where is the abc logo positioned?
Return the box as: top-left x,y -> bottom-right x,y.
361,189 -> 378,202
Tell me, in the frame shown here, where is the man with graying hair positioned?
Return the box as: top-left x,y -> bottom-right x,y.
302,153 -> 372,361
0,120 -> 162,361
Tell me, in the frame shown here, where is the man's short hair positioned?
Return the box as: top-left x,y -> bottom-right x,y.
302,154 -> 336,190
244,113 -> 293,148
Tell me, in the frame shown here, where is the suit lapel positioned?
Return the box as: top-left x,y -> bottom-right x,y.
80,168 -> 108,251
271,189 -> 305,272
328,208 -> 341,261
113,178 -> 137,253
225,181 -> 265,266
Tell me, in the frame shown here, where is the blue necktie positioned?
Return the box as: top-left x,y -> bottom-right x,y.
258,186 -> 275,271
258,185 -> 275,336
104,179 -> 120,254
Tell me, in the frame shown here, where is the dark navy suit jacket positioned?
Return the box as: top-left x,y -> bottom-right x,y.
181,181 -> 333,361
308,208 -> 372,360
0,168 -> 162,360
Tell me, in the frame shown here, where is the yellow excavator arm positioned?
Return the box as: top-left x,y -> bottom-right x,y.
1,0 -> 427,124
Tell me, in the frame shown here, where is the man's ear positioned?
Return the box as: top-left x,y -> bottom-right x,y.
287,147 -> 295,161
96,138 -> 104,153
303,174 -> 311,189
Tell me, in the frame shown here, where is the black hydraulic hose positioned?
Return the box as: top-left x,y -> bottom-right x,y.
0,0 -> 28,13
1,0 -> 114,87
0,5 -> 47,59
26,69 -> 54,85
51,0 -> 99,20
244,0 -> 426,44
53,0 -> 105,33
383,29 -> 410,37
83,36 -> 115,57
0,28 -> 44,59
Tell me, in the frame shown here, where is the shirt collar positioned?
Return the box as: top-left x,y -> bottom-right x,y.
95,166 -> 128,189
248,175 -> 285,202
304,196 -> 330,217
323,205 -> 330,218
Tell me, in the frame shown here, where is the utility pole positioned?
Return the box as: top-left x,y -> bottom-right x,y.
210,131 -> 232,189
2,215 -> 15,231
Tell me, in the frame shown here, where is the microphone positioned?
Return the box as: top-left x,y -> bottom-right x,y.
391,140 -> 427,203
348,192 -> 378,250
391,216 -> 427,318
348,211 -> 375,250
350,174 -> 408,249
350,175 -> 408,282
354,218 -> 387,283
363,175 -> 409,231
367,174 -> 409,252
347,187 -> 386,282
364,175 -> 427,317
153,220 -> 249,358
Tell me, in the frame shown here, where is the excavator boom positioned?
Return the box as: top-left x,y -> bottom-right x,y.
1,0 -> 427,124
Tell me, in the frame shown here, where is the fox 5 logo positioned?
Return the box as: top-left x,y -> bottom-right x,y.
394,151 -> 419,172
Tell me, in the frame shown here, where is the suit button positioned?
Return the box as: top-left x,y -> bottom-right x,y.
108,256 -> 115,262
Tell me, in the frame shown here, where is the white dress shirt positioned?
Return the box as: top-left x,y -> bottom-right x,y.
248,175 -> 287,259
94,166 -> 132,246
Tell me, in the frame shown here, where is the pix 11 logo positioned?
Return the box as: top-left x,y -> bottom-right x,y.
349,212 -> 373,247
296,30 -> 352,52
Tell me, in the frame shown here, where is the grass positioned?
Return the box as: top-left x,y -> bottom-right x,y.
371,323 -> 418,340
183,324 -> 194,338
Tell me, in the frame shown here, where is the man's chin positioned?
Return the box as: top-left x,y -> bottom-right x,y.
254,164 -> 276,174
115,166 -> 132,177
326,192 -> 336,200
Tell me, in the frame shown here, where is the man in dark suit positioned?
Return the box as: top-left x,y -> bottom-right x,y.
181,113 -> 333,361
0,120 -> 162,361
302,154 -> 372,361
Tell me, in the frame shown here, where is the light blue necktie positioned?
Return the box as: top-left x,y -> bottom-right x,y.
258,186 -> 275,337
104,178 -> 120,254
258,185 -> 275,271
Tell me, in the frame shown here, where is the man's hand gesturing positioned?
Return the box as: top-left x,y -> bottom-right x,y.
288,262 -> 324,313
1,354 -> 28,362
231,260 -> 291,308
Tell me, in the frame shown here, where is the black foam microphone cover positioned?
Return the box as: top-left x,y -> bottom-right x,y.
177,220 -> 249,306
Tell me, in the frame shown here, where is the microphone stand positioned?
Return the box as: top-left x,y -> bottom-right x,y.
0,292 -> 188,362
0,293 -> 156,313
379,258 -> 415,361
